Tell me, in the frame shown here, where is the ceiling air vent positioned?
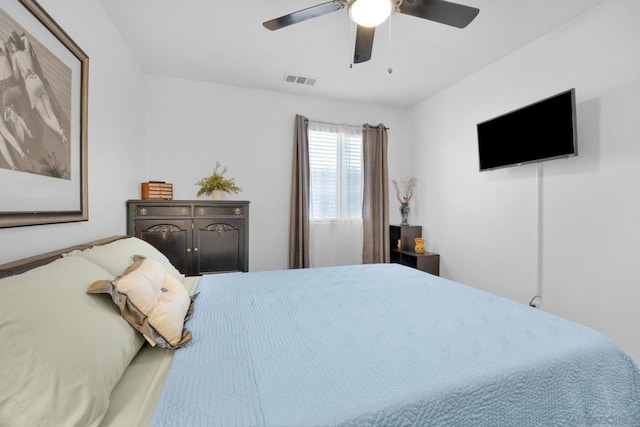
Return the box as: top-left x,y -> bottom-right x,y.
283,73 -> 317,86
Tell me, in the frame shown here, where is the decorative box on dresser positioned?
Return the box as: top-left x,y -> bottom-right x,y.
127,200 -> 249,275
390,224 -> 440,276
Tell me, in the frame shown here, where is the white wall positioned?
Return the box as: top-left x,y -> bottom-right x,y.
143,75 -> 412,271
411,0 -> 640,360
0,0 -> 146,264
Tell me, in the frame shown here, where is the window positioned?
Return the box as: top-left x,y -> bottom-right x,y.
308,122 -> 363,222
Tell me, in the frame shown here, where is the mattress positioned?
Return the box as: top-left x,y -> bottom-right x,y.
149,264 -> 640,426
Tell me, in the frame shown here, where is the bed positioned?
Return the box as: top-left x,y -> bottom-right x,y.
1,237 -> 639,427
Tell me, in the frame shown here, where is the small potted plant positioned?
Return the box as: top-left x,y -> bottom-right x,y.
195,161 -> 242,200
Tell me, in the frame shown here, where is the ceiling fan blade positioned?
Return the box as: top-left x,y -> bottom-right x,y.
353,25 -> 375,64
398,0 -> 479,29
263,1 -> 346,31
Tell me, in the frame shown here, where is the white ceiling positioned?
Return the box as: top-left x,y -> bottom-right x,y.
99,0 -> 607,108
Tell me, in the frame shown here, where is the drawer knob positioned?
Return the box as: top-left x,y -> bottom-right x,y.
139,208 -> 148,216
234,208 -> 241,215
194,247 -> 199,252
186,248 -> 191,253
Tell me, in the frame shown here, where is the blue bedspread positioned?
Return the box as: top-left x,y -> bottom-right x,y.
151,264 -> 640,426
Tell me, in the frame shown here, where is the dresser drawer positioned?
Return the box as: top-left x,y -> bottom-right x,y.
134,205 -> 191,217
194,205 -> 245,217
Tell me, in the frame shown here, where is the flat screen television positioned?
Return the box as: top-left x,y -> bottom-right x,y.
477,89 -> 577,171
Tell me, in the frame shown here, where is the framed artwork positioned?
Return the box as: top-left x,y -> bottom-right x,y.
0,0 -> 88,227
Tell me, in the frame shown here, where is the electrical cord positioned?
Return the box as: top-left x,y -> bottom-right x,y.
529,295 -> 541,308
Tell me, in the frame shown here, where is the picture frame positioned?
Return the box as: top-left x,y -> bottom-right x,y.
0,0 -> 88,228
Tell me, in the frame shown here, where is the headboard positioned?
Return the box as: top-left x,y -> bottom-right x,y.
0,235 -> 128,279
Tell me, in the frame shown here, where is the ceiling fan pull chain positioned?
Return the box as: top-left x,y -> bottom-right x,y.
387,11 -> 393,74
387,0 -> 402,74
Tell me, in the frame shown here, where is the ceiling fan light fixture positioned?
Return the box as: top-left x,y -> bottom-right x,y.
349,0 -> 392,28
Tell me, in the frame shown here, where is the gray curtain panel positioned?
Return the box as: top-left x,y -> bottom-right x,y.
362,124 -> 390,264
289,114 -> 311,269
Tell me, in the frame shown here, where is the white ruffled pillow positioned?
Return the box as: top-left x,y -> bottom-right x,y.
88,256 -> 196,348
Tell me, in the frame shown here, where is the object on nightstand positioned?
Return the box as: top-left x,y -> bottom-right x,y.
414,237 -> 425,254
392,177 -> 417,225
142,181 -> 173,200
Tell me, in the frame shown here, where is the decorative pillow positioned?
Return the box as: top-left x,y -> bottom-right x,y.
64,237 -> 185,282
0,257 -> 144,427
88,256 -> 196,349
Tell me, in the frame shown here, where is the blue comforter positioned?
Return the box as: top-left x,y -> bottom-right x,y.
151,264 -> 640,426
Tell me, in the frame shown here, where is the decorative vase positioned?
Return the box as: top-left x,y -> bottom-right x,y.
211,190 -> 223,200
414,237 -> 425,254
400,202 -> 410,225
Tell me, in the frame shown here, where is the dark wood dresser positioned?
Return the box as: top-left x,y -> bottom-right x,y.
126,200 -> 249,275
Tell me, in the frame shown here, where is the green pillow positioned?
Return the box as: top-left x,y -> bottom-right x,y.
0,257 -> 144,426
64,237 -> 185,281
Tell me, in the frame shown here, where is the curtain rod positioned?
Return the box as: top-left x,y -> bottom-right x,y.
307,119 -> 390,130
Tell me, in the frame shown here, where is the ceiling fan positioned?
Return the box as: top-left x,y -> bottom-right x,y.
263,0 -> 480,64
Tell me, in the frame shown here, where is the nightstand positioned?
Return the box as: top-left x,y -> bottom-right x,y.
389,224 -> 440,276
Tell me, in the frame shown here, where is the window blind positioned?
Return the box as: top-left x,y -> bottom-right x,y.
308,123 -> 363,222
